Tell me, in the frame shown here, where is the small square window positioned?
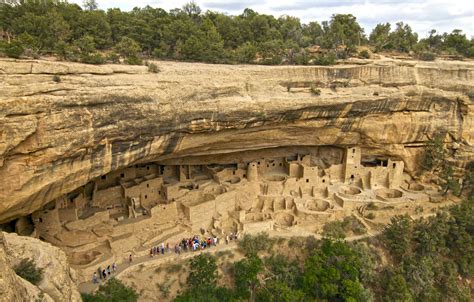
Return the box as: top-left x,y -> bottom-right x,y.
120,173 -> 125,178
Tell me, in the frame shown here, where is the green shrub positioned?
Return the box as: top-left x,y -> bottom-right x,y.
312,52 -> 336,65
147,62 -> 160,73
4,40 -> 24,58
238,232 -> 275,256
322,216 -> 367,239
81,53 -> 105,65
13,258 -> 43,285
418,51 -> 436,61
359,50 -> 370,59
81,278 -> 138,302
106,52 -> 120,63
126,56 -> 142,65
366,202 -> 378,210
365,212 -> 376,220
52,75 -> 61,83
310,85 -> 321,96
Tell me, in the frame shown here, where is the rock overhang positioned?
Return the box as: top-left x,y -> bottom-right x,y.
0,58 -> 473,223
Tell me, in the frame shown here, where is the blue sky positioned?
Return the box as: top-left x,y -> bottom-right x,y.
71,0 -> 474,37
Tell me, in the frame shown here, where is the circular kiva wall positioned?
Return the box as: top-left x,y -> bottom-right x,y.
375,188 -> 403,199
339,186 -> 362,196
274,212 -> 295,227
408,183 -> 424,191
305,199 -> 330,212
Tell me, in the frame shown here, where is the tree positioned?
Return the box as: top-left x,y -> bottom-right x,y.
234,254 -> 263,300
81,278 -> 138,302
323,14 -> 364,52
115,36 -> 142,64
440,164 -> 461,195
234,42 -> 257,63
302,239 -> 368,301
384,274 -> 413,302
187,253 -> 218,289
369,23 -> 392,52
176,253 -> 234,302
389,22 -> 418,52
382,215 -> 412,261
421,134 -> 445,171
182,1 -> 201,18
443,30 -> 471,56
83,0 -> 98,11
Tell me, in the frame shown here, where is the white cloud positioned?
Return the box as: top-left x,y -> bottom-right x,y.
68,0 -> 474,37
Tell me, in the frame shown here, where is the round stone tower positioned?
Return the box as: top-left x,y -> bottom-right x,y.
247,162 -> 258,182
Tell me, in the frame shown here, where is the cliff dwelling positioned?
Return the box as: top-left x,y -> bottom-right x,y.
1,145 -> 450,281
1,56 -> 472,294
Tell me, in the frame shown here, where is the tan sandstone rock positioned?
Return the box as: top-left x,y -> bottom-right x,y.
0,58 -> 473,223
1,232 -> 81,301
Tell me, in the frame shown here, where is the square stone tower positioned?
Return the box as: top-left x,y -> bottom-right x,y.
343,147 -> 361,182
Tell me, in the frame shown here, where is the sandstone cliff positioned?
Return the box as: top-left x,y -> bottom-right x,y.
0,58 -> 473,223
0,232 -> 81,301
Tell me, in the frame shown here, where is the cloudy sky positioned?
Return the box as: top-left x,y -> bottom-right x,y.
72,0 -> 474,37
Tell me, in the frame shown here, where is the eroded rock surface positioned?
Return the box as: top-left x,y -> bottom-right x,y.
0,58 -> 473,223
0,232 -> 80,301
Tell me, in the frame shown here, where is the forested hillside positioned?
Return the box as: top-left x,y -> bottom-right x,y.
1,0 -> 473,65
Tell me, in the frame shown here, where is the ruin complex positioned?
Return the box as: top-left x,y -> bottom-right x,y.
12,146 -> 446,281
1,58 -> 472,284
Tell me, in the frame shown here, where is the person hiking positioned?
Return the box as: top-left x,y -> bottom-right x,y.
102,269 -> 107,280
92,272 -> 98,284
112,262 -> 117,272
129,254 -> 133,264
106,265 -> 111,276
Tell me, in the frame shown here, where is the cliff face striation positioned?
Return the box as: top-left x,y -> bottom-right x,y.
0,58 -> 473,223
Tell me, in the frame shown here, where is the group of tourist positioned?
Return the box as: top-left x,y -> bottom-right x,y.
92,262 -> 118,284
91,232 -> 239,285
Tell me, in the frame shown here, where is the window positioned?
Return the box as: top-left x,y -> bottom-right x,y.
351,175 -> 354,179
306,179 -> 309,183
393,163 -> 396,168
39,218 -> 43,223
258,161 -> 260,165
233,171 -> 236,175
147,184 -> 149,188
243,174 -> 246,178
159,191 -> 161,194
353,148 -> 356,153
322,179 -> 326,183
272,163 -> 275,167
147,166 -> 150,170
120,173 -> 125,178
267,164 -> 269,167
279,163 -> 282,166
145,195 -> 148,199
101,175 -> 106,180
